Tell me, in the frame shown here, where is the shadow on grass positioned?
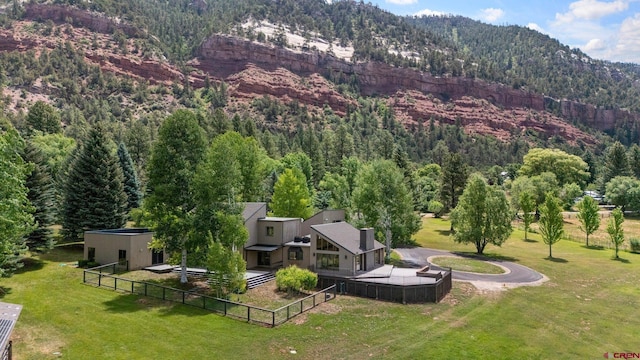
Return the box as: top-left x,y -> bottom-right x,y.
452,251 -> 519,263
582,245 -> 606,251
0,287 -> 11,299
14,257 -> 45,274
102,293 -> 211,317
523,238 -> 538,243
545,257 -> 568,263
40,246 -> 84,263
612,257 -> 630,263
435,229 -> 452,237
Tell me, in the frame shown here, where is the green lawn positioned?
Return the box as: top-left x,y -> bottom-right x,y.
2,217 -> 640,359
430,256 -> 505,274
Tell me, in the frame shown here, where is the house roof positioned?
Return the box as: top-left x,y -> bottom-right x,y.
311,222 -> 385,255
0,302 -> 22,353
84,228 -> 152,235
242,202 -> 267,222
259,217 -> 301,222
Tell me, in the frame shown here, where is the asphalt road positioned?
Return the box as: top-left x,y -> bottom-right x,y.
394,247 -> 544,284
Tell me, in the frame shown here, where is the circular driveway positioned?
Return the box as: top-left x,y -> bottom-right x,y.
394,247 -> 545,287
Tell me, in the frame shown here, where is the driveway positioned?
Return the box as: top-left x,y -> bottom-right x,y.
394,247 -> 546,290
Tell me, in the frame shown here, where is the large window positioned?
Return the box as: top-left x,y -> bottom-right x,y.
375,249 -> 383,265
266,226 -> 274,236
118,249 -> 127,265
316,237 -> 339,251
316,253 -> 339,270
288,247 -> 303,261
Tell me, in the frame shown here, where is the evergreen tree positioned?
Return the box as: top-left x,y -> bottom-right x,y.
117,142 -> 142,212
25,101 -> 61,136
601,142 -> 630,189
62,123 -> 127,242
23,142 -> 56,251
440,152 -> 469,211
0,120 -> 33,276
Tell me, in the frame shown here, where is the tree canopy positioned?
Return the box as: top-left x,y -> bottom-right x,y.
518,148 -> 589,188
450,174 -> 513,254
269,168 -> 313,219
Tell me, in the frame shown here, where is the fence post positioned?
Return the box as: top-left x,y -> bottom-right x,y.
83,270 -> 86,283
247,306 -> 250,322
98,274 -> 101,287
163,287 -> 165,300
203,296 -> 206,309
114,277 -> 117,290
182,291 -> 185,304
287,305 -> 290,320
131,281 -> 134,293
144,283 -> 147,296
300,299 -> 303,314
313,294 -> 316,307
224,301 -> 227,316
272,311 -> 275,327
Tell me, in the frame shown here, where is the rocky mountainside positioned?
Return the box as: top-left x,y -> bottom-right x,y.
2,2 -> 639,149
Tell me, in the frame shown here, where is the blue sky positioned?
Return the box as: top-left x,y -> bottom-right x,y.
367,0 -> 640,64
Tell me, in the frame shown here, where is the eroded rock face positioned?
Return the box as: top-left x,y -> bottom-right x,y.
0,5 -> 636,144
24,3 -> 145,37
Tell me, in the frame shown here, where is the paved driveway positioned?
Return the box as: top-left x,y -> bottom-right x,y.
394,247 -> 545,286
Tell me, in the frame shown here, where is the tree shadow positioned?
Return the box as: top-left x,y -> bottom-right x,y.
102,293 -> 211,317
0,287 -> 11,299
545,257 -> 568,263
435,229 -> 452,236
612,257 -> 630,263
582,245 -> 605,251
523,238 -> 538,243
452,251 -> 519,262
14,257 -> 45,274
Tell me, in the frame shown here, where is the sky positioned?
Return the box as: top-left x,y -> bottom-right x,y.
367,0 -> 640,64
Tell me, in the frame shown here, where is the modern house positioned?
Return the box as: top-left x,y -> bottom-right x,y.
83,228 -> 162,270
83,203 -> 451,303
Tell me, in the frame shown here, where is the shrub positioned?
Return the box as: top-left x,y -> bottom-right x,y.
86,261 -> 100,268
428,200 -> 445,218
77,259 -> 89,268
630,238 -> 640,253
276,266 -> 318,294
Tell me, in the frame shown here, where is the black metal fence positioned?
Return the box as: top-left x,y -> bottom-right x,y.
83,264 -> 336,327
317,271 -> 452,304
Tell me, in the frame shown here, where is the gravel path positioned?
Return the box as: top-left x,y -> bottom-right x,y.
394,247 -> 547,290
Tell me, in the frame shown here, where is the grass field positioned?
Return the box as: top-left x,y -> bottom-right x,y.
429,256 -> 505,274
2,217 -> 640,359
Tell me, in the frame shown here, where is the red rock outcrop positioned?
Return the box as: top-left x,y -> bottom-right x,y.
24,3 -> 145,38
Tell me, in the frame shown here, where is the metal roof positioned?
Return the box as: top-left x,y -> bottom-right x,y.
0,302 -> 22,352
245,245 -> 280,252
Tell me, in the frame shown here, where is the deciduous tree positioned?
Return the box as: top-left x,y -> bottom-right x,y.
450,174 -> 513,254
269,168 -> 313,219
518,148 -> 589,188
145,110 -> 207,284
519,191 -> 535,241
538,193 -> 564,258
606,208 -> 625,259
577,195 -> 601,247
353,160 -> 421,247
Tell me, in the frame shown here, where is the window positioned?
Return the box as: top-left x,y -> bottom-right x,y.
118,249 -> 127,265
316,237 -> 339,251
266,226 -> 274,236
288,247 -> 303,261
316,253 -> 339,270
88,247 -> 95,262
375,249 -> 383,265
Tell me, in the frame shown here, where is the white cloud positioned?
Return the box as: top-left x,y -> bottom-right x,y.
610,13 -> 640,62
479,8 -> 505,23
584,38 -> 607,51
526,23 -> 547,34
385,0 -> 417,5
414,8 -> 446,17
555,0 -> 629,24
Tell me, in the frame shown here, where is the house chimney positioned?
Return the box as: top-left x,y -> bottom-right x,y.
360,228 -> 374,251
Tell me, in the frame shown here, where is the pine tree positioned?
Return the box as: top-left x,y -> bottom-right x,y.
117,142 -> 142,212
23,142 -> 56,251
62,123 -> 127,242
440,152 -> 469,211
601,142 -> 630,189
